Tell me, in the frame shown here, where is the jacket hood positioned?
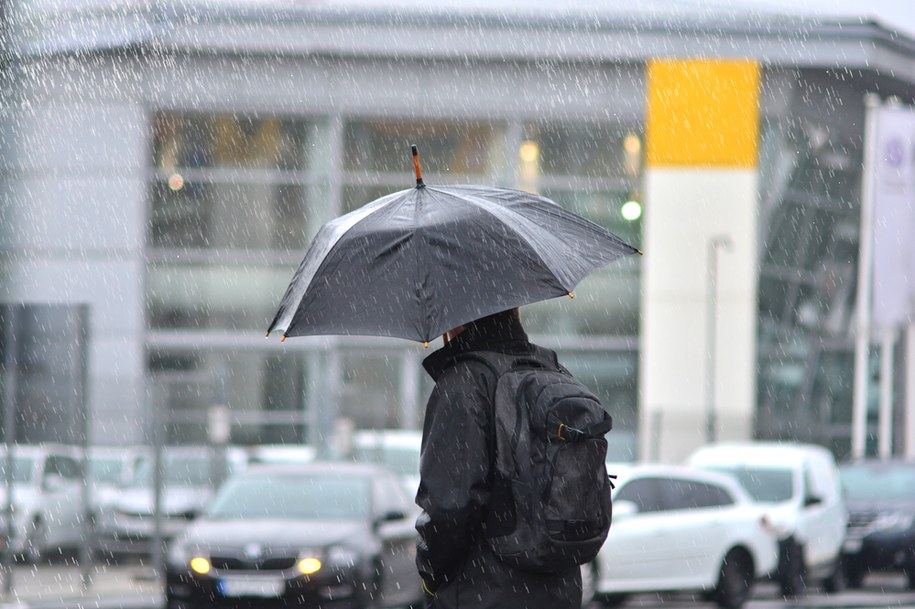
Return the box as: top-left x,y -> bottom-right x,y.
422,313 -> 532,381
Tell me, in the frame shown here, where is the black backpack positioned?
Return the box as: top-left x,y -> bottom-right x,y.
463,348 -> 614,574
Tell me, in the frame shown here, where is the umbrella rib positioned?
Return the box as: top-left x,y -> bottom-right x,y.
268,189 -> 408,335
429,187 -> 574,291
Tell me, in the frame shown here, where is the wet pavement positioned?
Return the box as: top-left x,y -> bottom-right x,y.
0,565 -> 914,609
0,564 -> 160,609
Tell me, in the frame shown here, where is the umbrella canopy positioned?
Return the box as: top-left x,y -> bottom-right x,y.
268,152 -> 640,344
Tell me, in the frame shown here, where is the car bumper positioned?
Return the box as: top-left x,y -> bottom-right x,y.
843,530 -> 915,571
165,567 -> 368,609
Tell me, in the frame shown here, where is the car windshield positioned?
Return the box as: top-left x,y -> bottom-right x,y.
707,465 -> 794,502
0,456 -> 35,484
88,457 -> 126,484
129,454 -> 219,487
841,464 -> 915,503
206,472 -> 371,520
353,445 -> 418,477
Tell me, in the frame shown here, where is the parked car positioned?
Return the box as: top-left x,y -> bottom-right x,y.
165,462 -> 423,609
95,446 -> 246,556
595,465 -> 779,609
87,446 -> 146,518
351,430 -> 421,499
0,444 -> 86,562
839,459 -> 915,588
688,442 -> 847,595
244,444 -> 316,466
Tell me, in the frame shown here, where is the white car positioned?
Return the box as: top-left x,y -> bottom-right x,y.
95,446 -> 246,556
351,430 -> 421,499
688,442 -> 847,595
87,446 -> 147,518
595,465 -> 779,609
0,444 -> 86,562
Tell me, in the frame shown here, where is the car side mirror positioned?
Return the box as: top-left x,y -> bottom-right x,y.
804,495 -> 823,508
374,510 -> 407,530
613,500 -> 639,519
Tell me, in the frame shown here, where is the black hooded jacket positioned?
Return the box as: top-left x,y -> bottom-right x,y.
414,313 -> 582,609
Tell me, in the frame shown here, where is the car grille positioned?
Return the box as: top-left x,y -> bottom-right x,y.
848,511 -> 879,530
210,555 -> 298,571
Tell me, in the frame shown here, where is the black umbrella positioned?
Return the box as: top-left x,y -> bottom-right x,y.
267,146 -> 640,345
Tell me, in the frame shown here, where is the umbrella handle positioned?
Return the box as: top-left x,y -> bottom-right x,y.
412,145 -> 425,187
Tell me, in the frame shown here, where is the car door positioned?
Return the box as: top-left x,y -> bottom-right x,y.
41,455 -> 83,547
656,478 -> 733,587
601,477 -> 671,585
799,460 -> 837,568
372,473 -> 419,606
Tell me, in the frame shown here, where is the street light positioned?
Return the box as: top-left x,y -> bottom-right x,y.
706,235 -> 732,444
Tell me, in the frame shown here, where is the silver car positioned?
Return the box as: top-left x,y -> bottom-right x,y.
95,446 -> 246,556
0,444 -> 86,562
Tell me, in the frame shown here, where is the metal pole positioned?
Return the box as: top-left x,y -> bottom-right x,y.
74,306 -> 92,590
151,383 -> 164,576
705,236 -> 731,444
879,328 -> 896,459
852,94 -> 882,459
2,305 -> 20,596
907,324 -> 915,459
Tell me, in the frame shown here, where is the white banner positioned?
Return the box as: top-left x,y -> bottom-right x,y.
871,105 -> 915,329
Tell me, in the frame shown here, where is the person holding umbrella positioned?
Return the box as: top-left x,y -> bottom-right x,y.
415,307 -> 587,608
267,147 -> 638,608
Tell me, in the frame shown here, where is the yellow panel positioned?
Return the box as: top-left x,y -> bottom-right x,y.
646,59 -> 761,168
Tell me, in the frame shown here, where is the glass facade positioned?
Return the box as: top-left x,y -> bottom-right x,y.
147,113 -> 644,450
756,113 -> 866,459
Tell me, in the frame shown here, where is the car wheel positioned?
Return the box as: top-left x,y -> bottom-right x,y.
779,538 -> 807,597
823,556 -> 846,594
580,560 -> 598,607
25,518 -> 47,564
713,548 -> 753,609
844,558 -> 865,589
904,550 -> 915,590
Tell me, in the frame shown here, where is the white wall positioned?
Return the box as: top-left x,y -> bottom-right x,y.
640,168 -> 758,463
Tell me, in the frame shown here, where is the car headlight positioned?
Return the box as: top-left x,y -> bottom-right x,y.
760,513 -> 792,539
872,512 -> 915,532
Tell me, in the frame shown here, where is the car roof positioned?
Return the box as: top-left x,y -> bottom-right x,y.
0,443 -> 82,457
689,442 -> 833,466
241,461 -> 394,477
353,430 -> 422,448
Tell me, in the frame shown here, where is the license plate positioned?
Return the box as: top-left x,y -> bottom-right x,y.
218,576 -> 285,598
843,538 -> 863,554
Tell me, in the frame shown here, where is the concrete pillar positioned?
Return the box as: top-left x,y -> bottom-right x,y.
640,59 -> 761,464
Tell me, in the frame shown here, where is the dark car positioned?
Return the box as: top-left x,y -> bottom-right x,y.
840,460 -> 915,589
164,462 -> 422,609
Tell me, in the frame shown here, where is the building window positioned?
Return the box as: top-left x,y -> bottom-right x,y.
147,112 -> 316,331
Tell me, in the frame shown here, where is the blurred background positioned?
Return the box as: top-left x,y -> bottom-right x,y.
1,0 -> 914,467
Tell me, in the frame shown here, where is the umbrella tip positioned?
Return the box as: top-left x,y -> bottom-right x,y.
411,144 -> 425,188
281,335 -> 287,343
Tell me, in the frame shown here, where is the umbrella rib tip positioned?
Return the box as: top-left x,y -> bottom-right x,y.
281,335 -> 287,343
568,292 -> 574,299
423,341 -> 429,348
